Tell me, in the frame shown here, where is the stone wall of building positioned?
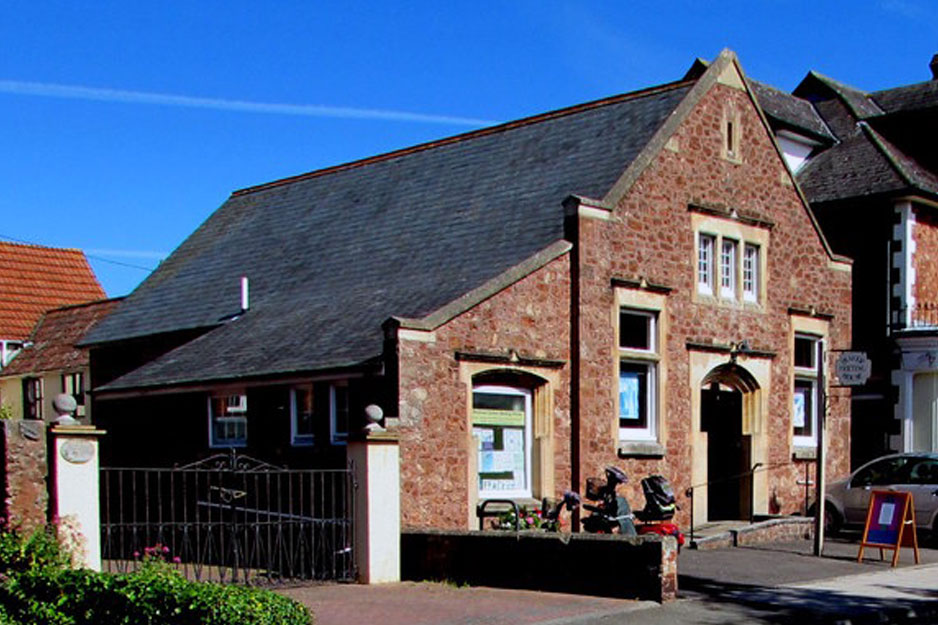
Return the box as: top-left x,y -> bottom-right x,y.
912,204 -> 938,326
396,254 -> 572,529
393,72 -> 852,532
575,79 -> 852,527
1,420 -> 48,532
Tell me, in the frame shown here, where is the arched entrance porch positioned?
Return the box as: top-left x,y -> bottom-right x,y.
700,363 -> 759,520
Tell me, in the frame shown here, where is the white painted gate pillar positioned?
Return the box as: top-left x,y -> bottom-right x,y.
50,425 -> 105,571
348,429 -> 400,583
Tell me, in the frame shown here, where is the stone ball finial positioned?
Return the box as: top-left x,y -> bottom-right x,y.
52,393 -> 79,426
363,404 -> 385,432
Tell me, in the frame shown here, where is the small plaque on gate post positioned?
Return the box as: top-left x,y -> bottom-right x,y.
60,439 -> 95,464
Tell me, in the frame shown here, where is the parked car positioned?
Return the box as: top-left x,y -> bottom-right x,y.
822,452 -> 938,537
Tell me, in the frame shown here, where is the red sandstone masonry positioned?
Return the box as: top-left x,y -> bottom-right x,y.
913,206 -> 938,324
393,73 -> 851,532
575,82 -> 851,527
1,420 -> 48,532
396,255 -> 572,529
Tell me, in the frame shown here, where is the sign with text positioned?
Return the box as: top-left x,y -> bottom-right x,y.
857,490 -> 919,567
835,351 -> 871,386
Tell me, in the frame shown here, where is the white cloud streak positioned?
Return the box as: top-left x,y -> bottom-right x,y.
85,248 -> 168,260
0,79 -> 498,127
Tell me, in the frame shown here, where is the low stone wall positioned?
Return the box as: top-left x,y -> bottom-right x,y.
0,420 -> 48,532
402,528 -> 678,602
692,517 -> 814,550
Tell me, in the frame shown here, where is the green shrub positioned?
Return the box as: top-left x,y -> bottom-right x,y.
0,523 -> 313,625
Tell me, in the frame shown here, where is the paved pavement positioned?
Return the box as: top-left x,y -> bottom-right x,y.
280,533 -> 938,625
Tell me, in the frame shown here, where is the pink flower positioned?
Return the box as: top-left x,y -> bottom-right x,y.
172,556 -> 181,563
162,546 -> 170,553
133,551 -> 140,558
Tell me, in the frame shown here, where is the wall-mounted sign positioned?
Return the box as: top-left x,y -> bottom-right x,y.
472,409 -> 525,427
835,351 -> 871,386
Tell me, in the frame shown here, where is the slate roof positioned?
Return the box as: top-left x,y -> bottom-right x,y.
747,80 -> 834,142
86,80 -> 694,391
872,79 -> 938,114
757,69 -> 938,204
1,298 -> 120,377
0,241 -> 106,341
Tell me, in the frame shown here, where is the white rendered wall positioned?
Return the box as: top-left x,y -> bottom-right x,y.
349,435 -> 400,584
53,429 -> 103,570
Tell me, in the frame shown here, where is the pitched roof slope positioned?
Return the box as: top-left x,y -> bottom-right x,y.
86,81 -> 693,390
1,298 -> 121,377
747,80 -> 834,142
0,242 -> 106,341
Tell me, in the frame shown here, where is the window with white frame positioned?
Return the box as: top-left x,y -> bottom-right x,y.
62,372 -> 84,404
720,238 -> 738,299
330,383 -> 349,444
619,309 -> 658,441
473,385 -> 532,499
793,334 -> 821,446
290,386 -> 315,446
697,234 -> 715,295
743,244 -> 759,302
22,377 -> 43,420
208,393 -> 248,447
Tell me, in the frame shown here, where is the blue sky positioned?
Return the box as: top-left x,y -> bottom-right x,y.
2,1 -> 937,296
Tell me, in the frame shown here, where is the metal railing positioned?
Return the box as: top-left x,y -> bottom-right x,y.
100,450 -> 355,584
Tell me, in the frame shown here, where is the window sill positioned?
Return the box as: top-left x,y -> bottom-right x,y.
618,441 -> 665,458
792,447 -> 817,460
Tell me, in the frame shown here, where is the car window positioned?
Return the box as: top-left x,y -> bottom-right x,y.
851,457 -> 912,487
907,459 -> 938,485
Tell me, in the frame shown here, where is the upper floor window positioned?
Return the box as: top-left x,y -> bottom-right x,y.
793,334 -> 821,447
290,386 -> 315,447
23,377 -> 43,420
743,244 -> 760,302
698,234 -> 715,295
619,309 -> 658,442
62,372 -> 84,405
720,238 -> 738,299
208,393 -> 248,448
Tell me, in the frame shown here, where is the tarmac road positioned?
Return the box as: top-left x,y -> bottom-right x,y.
280,534 -> 938,625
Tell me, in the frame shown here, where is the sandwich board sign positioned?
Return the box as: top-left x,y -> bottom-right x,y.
857,490 -> 920,567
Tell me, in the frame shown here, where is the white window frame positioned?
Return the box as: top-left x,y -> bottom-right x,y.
23,377 -> 43,420
618,309 -> 659,442
330,383 -> 349,445
793,334 -> 821,447
290,386 -> 315,447
698,233 -> 715,295
473,384 -> 533,500
208,393 -> 248,448
743,243 -> 759,302
720,238 -> 737,299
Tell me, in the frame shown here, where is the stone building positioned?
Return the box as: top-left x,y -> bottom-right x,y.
754,55 -> 938,465
83,50 -> 851,529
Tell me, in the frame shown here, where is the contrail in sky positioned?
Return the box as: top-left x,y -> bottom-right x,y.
0,79 -> 498,127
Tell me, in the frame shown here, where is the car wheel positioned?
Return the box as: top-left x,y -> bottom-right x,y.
824,505 -> 843,535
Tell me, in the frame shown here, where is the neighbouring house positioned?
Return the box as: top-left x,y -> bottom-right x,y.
0,241 -> 106,415
0,298 -> 121,422
82,50 -> 852,530
753,54 -> 938,465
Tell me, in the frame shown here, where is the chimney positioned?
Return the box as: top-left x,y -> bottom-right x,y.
931,54 -> 938,80
240,276 -> 249,312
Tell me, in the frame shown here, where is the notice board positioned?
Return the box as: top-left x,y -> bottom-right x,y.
857,490 -> 919,567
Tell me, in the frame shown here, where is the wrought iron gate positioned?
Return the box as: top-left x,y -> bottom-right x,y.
100,450 -> 355,584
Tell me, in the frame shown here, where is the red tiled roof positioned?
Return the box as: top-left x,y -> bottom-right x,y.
1,298 -> 121,376
0,241 -> 106,340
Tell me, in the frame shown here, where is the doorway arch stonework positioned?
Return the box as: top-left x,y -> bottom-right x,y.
689,350 -> 771,527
